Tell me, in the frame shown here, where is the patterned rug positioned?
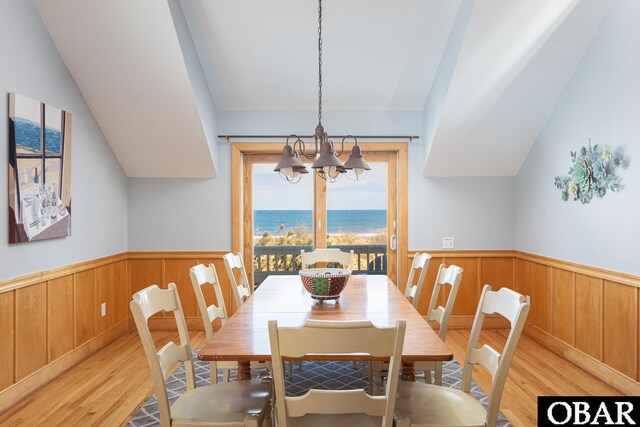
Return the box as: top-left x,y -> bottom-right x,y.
127,356 -> 511,426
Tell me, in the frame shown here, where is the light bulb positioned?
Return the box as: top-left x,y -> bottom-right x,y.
322,165 -> 337,178
354,168 -> 367,180
287,171 -> 302,183
322,166 -> 342,179
280,167 -> 294,178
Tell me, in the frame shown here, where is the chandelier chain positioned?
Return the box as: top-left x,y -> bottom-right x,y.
318,0 -> 322,124
274,0 -> 369,183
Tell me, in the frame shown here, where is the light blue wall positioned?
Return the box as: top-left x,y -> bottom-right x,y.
128,110 -> 516,251
216,111 -> 423,136
128,143 -> 232,251
515,0 -> 640,275
0,0 -> 128,280
409,143 -> 515,250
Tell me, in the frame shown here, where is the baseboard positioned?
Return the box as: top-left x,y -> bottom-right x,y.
524,323 -> 640,396
0,319 -> 128,413
447,315 -> 510,330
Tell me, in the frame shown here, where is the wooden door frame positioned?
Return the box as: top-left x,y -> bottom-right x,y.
231,142 -> 408,287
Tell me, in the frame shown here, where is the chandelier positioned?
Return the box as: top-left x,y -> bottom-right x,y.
274,0 -> 370,184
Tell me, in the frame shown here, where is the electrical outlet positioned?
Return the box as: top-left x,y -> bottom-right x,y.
101,302 -> 106,317
442,237 -> 455,249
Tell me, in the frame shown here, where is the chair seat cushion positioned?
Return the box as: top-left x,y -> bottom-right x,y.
171,379 -> 271,424
394,381 -> 487,427
286,413 -> 383,427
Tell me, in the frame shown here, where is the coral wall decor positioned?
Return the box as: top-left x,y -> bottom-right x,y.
554,140 -> 629,204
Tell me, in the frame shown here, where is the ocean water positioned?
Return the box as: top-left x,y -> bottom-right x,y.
254,210 -> 386,235
13,118 -> 61,154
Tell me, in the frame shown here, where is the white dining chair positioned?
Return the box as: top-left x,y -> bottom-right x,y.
130,283 -> 272,427
394,285 -> 530,427
300,248 -> 354,270
269,319 -> 406,427
191,263 -> 271,383
414,263 -> 463,384
223,252 -> 253,310
299,248 -> 356,376
403,253 -> 432,308
369,252 -> 430,384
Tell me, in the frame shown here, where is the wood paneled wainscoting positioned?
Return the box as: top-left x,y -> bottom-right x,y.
127,252 -> 233,331
0,253 -> 129,411
1,249 -> 638,413
407,251 -> 516,330
515,252 -> 640,396
0,251 -> 233,413
409,250 -> 640,396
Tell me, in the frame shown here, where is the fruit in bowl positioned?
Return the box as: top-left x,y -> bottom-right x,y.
299,268 -> 351,301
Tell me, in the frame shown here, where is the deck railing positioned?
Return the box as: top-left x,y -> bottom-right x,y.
253,244 -> 387,285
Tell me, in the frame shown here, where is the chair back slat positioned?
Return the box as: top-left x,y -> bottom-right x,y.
426,264 -> 463,340
190,263 -> 218,286
406,285 -> 417,300
130,283 -> 196,427
223,252 -> 253,309
276,320 -> 399,358
269,319 -> 405,427
482,287 -> 526,326
301,248 -> 353,270
286,389 -> 387,417
467,344 -> 500,378
190,264 -> 227,340
428,306 -> 446,324
158,341 -> 191,377
207,305 -> 227,325
134,284 -> 178,321
403,253 -> 431,309
461,284 -> 530,427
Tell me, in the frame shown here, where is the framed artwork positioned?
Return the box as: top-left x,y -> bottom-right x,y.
8,93 -> 71,243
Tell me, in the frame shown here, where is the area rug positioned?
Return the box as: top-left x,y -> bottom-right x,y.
127,355 -> 511,426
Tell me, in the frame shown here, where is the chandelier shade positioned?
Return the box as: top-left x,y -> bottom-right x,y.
344,143 -> 371,181
274,144 -> 309,183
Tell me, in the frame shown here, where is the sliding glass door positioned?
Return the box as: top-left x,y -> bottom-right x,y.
241,148 -> 402,287
325,155 -> 396,281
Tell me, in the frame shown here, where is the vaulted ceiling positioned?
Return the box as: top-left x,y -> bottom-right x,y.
424,0 -> 612,176
34,0 -> 612,178
181,0 -> 460,111
33,0 -> 217,178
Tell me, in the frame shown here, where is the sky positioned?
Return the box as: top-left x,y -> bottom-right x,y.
253,162 -> 387,210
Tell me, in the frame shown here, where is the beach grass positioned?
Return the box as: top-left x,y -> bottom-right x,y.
253,226 -> 386,246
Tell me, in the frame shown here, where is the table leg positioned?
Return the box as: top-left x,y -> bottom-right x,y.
236,361 -> 252,381
401,361 -> 415,382
372,361 -> 385,395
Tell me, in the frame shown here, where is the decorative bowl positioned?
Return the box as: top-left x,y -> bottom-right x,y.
299,268 -> 351,301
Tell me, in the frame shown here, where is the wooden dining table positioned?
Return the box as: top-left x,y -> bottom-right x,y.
198,274 -> 453,381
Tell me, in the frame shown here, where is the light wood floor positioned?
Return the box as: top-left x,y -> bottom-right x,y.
0,329 -> 621,426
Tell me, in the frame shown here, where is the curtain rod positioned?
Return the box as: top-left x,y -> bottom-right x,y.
218,135 -> 419,143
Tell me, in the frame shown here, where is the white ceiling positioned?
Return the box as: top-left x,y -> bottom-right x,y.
33,0 -> 217,178
33,0 -> 613,178
424,0 -> 612,176
182,0 -> 460,111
